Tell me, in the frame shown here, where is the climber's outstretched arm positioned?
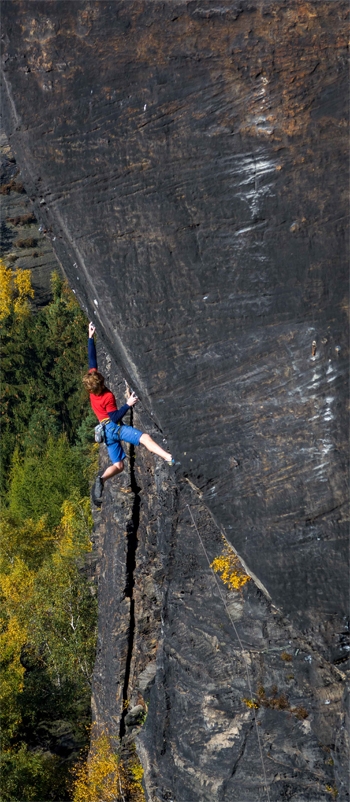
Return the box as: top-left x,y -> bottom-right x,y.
87,322 -> 138,420
88,323 -> 98,371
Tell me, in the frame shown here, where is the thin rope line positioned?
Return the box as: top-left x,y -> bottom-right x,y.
186,504 -> 271,802
118,773 -> 126,802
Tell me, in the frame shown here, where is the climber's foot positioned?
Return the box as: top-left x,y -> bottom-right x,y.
166,457 -> 175,466
92,474 -> 104,506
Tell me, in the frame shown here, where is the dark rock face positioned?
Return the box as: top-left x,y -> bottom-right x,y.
0,123 -> 60,305
2,2 -> 349,799
91,350 -> 348,801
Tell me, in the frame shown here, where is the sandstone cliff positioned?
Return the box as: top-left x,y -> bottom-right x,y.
2,2 -> 349,799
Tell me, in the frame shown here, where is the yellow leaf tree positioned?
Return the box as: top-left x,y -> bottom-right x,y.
0,260 -> 34,321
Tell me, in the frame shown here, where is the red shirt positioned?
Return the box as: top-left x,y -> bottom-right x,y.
87,338 -> 129,425
90,388 -> 117,422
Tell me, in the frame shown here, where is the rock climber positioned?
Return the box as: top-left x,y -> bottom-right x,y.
83,323 -> 174,505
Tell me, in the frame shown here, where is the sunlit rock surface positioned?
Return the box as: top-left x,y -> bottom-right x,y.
2,2 -> 349,799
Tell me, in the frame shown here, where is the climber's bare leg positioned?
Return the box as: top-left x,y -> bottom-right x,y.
102,461 -> 124,482
139,433 -> 172,461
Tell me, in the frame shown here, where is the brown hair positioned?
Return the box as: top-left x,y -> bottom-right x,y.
82,371 -> 105,395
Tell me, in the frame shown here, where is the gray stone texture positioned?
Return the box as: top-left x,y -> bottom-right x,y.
0,122 -> 60,304
1,2 -> 349,799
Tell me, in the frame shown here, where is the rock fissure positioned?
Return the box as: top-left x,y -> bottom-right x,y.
120,409 -> 141,741
229,720 -> 255,781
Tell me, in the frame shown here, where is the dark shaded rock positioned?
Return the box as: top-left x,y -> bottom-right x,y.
86,346 -> 348,801
0,123 -> 61,305
35,720 -> 79,757
2,2 -> 349,799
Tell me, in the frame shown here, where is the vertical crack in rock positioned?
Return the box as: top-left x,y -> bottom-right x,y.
217,720 -> 256,799
119,408 -> 141,740
228,721 -> 255,781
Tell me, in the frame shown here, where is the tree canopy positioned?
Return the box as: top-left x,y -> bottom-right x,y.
0,264 -> 98,800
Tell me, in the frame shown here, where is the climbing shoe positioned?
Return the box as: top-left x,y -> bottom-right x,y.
92,474 -> 104,506
167,458 -> 175,467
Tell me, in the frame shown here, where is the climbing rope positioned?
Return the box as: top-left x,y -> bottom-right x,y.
118,774 -> 126,802
186,504 -> 271,802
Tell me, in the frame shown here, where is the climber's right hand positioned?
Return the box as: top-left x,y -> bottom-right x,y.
127,391 -> 138,407
89,322 -> 96,338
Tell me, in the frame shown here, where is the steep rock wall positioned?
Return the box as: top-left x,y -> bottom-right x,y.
0,121 -> 60,304
2,2 -> 349,799
91,347 -> 348,801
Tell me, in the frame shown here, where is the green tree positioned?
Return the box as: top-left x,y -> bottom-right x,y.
0,744 -> 66,802
0,271 -> 90,496
8,436 -> 88,528
0,268 -> 98,800
0,494 -> 97,799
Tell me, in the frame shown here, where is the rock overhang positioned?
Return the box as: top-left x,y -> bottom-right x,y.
1,0 -> 348,660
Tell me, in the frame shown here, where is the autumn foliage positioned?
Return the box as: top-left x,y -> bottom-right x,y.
0,268 -> 97,800
211,541 -> 250,591
0,259 -> 34,320
72,733 -> 145,802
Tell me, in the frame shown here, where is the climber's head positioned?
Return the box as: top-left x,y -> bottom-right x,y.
82,370 -> 105,396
